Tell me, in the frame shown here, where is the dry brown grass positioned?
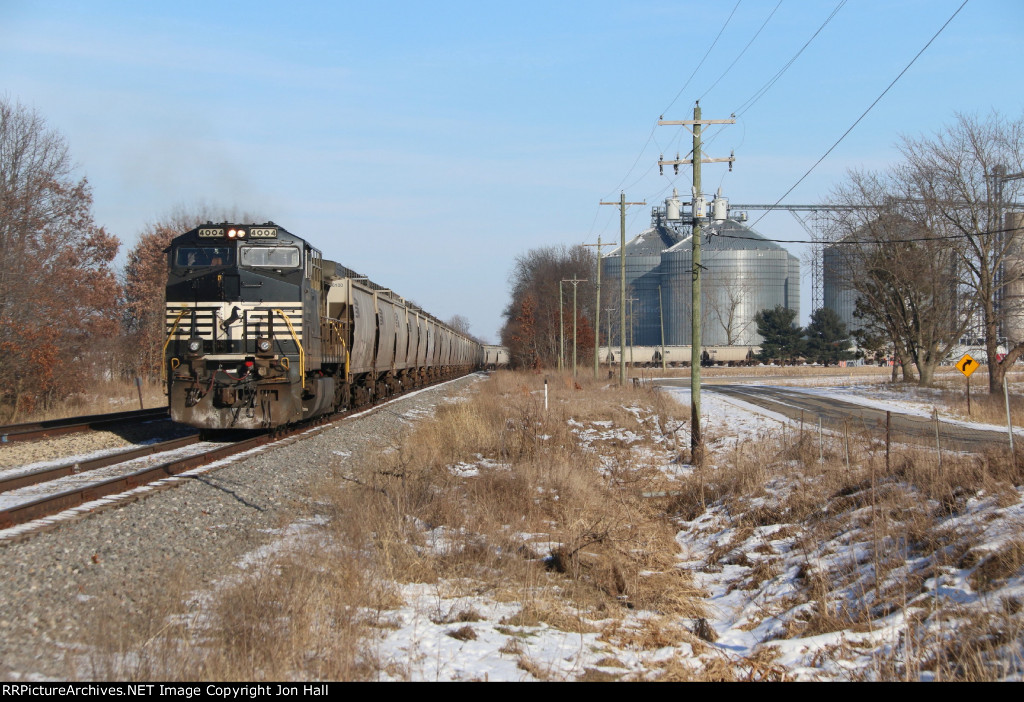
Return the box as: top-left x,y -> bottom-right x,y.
82,535 -> 389,681
665,389 -> 1024,681
318,370 -> 703,623
939,388 -> 1024,428
869,366 -> 1024,427
79,370 -> 706,681
3,378 -> 167,424
77,367 -> 1024,680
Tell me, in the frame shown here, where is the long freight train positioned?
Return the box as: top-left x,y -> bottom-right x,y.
164,222 -> 483,429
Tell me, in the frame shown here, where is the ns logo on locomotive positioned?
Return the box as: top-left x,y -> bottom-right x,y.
164,223 -> 486,430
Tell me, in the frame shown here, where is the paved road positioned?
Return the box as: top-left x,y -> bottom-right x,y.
654,380 -> 1014,453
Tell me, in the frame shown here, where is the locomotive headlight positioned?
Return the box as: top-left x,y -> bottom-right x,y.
187,338 -> 203,354
256,337 -> 273,354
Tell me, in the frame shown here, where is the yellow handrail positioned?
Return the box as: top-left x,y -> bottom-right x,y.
161,309 -> 189,386
274,308 -> 305,388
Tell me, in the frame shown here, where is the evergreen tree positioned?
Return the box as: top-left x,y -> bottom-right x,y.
754,306 -> 802,363
804,307 -> 854,365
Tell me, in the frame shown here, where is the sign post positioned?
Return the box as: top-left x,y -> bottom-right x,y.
955,353 -> 978,416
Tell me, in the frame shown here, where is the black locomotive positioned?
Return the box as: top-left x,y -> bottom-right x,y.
164,222 -> 482,429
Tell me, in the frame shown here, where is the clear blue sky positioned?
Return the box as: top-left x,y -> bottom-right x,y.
2,0 -> 1021,340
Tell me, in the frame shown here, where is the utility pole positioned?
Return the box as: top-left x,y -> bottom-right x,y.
562,277 -> 588,377
659,102 -> 735,465
605,307 -> 616,367
626,296 -> 637,368
659,285 -> 666,371
558,282 -> 564,373
600,192 -> 645,386
583,236 -> 614,380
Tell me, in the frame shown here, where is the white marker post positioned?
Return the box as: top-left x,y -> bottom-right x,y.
1005,376 -> 1014,453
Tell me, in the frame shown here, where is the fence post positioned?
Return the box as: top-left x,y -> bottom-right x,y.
885,411 -> 891,474
844,418 -> 850,472
818,416 -> 823,466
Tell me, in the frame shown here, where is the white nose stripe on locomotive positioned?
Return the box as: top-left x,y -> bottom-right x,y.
165,302 -> 303,342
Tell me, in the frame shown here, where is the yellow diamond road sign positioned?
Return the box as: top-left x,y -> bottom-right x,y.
956,353 -> 978,378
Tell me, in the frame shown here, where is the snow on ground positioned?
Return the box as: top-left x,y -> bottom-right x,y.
207,377 -> 1024,680
370,584 -> 603,682
667,387 -> 790,442
788,384 -> 1024,436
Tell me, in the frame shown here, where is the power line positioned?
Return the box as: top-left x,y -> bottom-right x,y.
602,123 -> 659,203
732,0 -> 847,117
712,222 -> 1017,246
699,0 -> 783,102
748,0 -> 970,231
661,0 -> 742,117
602,1 -> 743,202
654,0 -> 840,201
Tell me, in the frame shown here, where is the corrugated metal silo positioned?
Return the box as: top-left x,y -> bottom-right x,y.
601,226 -> 681,346
663,219 -> 800,346
823,244 -> 860,334
661,235 -> 693,346
1004,211 -> 1024,346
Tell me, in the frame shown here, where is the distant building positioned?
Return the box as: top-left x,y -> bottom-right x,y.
822,243 -> 860,335
601,199 -> 799,348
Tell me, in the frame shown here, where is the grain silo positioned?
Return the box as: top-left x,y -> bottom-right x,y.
823,243 -> 860,334
601,225 -> 683,347
601,203 -> 799,349
662,219 -> 799,346
1003,211 -> 1024,346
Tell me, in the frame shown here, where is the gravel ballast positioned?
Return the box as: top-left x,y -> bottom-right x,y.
0,419 -> 193,472
0,374 -> 482,680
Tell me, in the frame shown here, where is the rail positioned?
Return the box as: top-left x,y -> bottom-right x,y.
0,407 -> 170,443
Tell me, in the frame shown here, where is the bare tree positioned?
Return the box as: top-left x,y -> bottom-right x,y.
444,314 -> 486,344
500,245 -> 595,369
0,97 -> 120,417
829,169 -> 971,385
896,112 -> 1024,393
703,267 -> 756,346
446,314 -> 472,336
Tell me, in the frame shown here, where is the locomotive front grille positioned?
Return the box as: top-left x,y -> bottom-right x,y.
165,303 -> 303,342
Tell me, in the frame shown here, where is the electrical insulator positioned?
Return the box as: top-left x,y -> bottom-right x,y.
659,154 -> 663,176
674,153 -> 679,175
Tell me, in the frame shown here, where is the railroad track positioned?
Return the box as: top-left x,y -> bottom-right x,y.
0,434 -> 201,492
0,374 -> 482,536
0,407 -> 170,443
0,432 -> 267,530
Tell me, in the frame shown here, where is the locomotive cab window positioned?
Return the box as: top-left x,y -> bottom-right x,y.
174,246 -> 235,268
240,246 -> 301,268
